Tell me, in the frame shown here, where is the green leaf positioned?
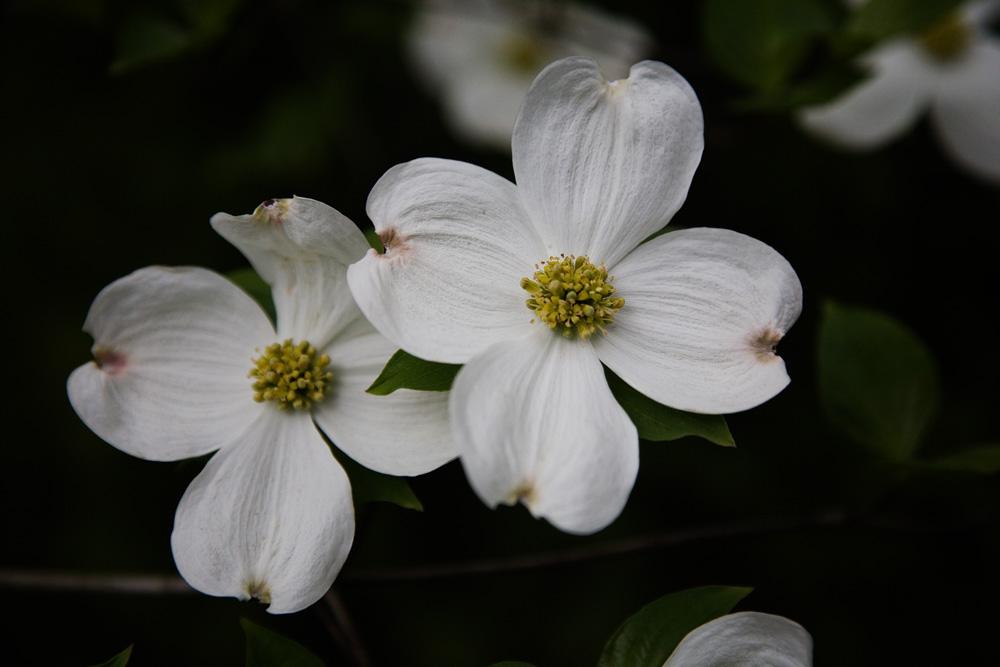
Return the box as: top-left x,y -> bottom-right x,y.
818,302 -> 940,461
737,60 -> 867,111
920,444 -> 1000,474
847,0 -> 965,42
606,370 -> 735,447
367,349 -> 461,395
487,663 -> 537,667
363,227 -> 385,253
332,449 -> 423,511
703,0 -> 835,91
242,618 -> 325,667
111,14 -> 197,74
598,586 -> 752,667
227,267 -> 276,323
91,645 -> 132,667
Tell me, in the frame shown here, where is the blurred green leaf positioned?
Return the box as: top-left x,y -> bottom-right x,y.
227,267 -> 276,324
920,444 -> 1000,474
606,371 -> 735,447
111,0 -> 243,74
91,645 -> 132,667
111,14 -> 196,74
367,349 -> 461,395
704,0 -> 835,90
818,302 -> 940,461
597,586 -> 752,667
738,60 -> 867,111
487,663 -> 537,667
242,618 -> 324,667
207,74 -> 348,181
846,0 -> 964,42
333,449 -> 424,512
179,0 -> 241,31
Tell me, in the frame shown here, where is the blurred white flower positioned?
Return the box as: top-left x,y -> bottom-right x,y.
663,612 -> 813,666
348,57 -> 802,534
409,0 -> 650,148
800,1 -> 1000,183
67,197 -> 454,613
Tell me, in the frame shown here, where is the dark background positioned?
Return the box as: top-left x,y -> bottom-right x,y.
3,0 -> 998,665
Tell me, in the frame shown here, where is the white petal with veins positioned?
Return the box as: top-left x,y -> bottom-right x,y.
67,266 -> 273,461
512,57 -> 703,267
348,158 -> 544,364
595,228 -> 802,414
663,612 -> 813,667
211,196 -> 370,350
171,410 -> 354,614
452,331 -> 638,535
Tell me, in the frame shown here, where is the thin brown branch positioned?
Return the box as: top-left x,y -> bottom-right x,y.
342,509 -> 847,583
0,570 -> 192,594
0,510 -> 846,595
323,589 -> 373,667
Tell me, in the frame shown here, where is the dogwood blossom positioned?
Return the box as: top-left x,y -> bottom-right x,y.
409,0 -> 649,147
800,0 -> 1000,183
347,57 -> 802,534
664,612 -> 812,666
67,197 -> 454,613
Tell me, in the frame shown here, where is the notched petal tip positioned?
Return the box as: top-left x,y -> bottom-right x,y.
245,579 -> 272,606
377,227 -> 410,257
93,346 -> 128,375
504,481 -> 538,509
252,197 -> 290,224
748,327 -> 785,362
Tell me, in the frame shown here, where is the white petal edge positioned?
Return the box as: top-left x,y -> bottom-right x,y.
171,410 -> 354,614
67,266 -> 274,461
663,612 -> 813,667
512,57 -> 704,267
347,158 -> 544,364
930,38 -> 1000,183
312,326 -> 457,476
595,228 -> 802,414
211,196 -> 371,349
799,41 -> 934,149
452,331 -> 638,535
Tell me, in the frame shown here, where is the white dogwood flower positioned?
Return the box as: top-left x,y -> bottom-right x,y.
409,0 -> 650,148
664,612 -> 813,666
67,197 -> 454,613
348,57 -> 802,534
800,0 -> 1000,183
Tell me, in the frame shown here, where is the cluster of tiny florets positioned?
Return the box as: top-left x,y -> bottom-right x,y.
249,339 -> 332,410
920,12 -> 970,61
521,255 -> 624,339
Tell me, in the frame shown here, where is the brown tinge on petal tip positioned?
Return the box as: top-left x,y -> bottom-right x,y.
749,327 -> 784,362
245,579 -> 271,605
94,347 -> 128,375
378,227 -> 410,256
506,481 -> 538,507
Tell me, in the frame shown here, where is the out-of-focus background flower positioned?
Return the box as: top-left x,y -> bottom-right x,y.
2,0 -> 998,664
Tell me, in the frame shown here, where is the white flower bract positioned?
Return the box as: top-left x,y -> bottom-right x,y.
347,57 -> 803,534
408,0 -> 650,148
663,612 -> 813,667
800,1 -> 1000,183
67,197 -> 456,613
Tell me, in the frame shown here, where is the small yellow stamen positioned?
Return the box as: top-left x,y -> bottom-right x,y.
920,12 -> 971,62
249,339 -> 332,410
522,255 -> 624,339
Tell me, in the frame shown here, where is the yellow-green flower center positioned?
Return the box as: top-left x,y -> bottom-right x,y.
249,339 -> 332,410
500,34 -> 547,74
920,12 -> 971,61
521,255 -> 624,339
